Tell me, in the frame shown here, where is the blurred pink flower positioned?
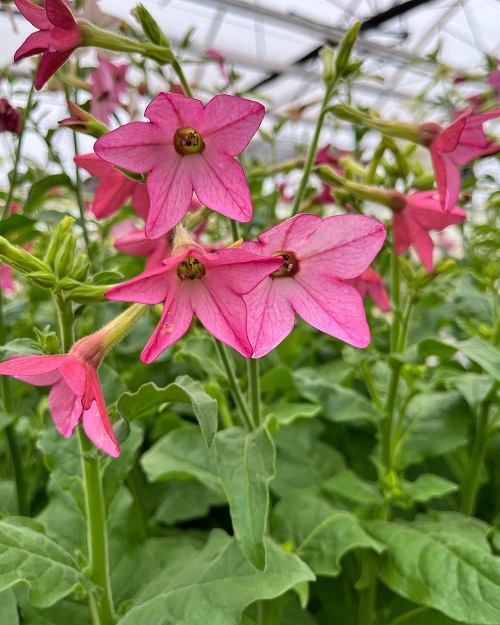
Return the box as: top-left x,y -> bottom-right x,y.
75,153 -> 149,219
389,190 -> 466,272
105,246 -> 281,362
0,99 -> 21,134
346,267 -> 390,312
90,56 -> 129,124
428,108 -> 500,212
0,336 -> 120,456
240,213 -> 386,358
0,265 -> 15,293
114,225 -> 171,270
95,92 -> 265,238
13,0 -> 82,89
206,49 -> 230,83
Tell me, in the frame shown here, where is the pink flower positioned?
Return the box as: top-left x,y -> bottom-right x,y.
0,337 -> 120,456
346,268 -> 390,312
105,246 -> 282,362
90,56 -> 129,124
94,92 -> 265,238
428,108 -> 500,212
0,265 -> 15,293
0,99 -> 21,134
240,214 -> 386,358
75,153 -> 149,219
389,190 -> 466,272
206,49 -> 230,84
114,226 -> 171,270
13,0 -> 82,90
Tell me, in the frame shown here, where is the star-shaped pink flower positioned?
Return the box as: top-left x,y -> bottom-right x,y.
390,190 -> 466,272
94,92 -> 265,238
0,340 -> 120,457
240,213 -> 386,358
346,267 -> 390,312
14,0 -> 82,90
105,246 -> 282,362
90,56 -> 129,124
429,108 -> 500,212
75,153 -> 149,219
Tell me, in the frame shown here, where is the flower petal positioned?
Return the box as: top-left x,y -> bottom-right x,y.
431,149 -> 462,212
0,354 -> 67,383
14,0 -> 51,29
81,372 -> 120,457
35,49 -> 73,89
105,260 -> 178,305
58,356 -> 87,397
45,0 -> 76,30
14,30 -> 51,61
145,92 -> 204,132
48,378 -> 81,437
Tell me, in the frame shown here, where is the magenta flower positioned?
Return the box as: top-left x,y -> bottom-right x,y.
94,92 -> 265,238
0,99 -> 22,134
346,267 -> 390,312
240,214 -> 386,358
0,265 -> 15,293
389,190 -> 466,272
429,108 -> 500,212
13,0 -> 82,90
90,56 -> 129,124
0,337 -> 120,457
105,245 -> 282,362
114,225 -> 171,270
75,153 -> 149,219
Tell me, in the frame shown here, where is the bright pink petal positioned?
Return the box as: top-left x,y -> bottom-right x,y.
407,221 -> 435,272
14,30 -> 51,61
45,0 -> 76,30
49,25 -> 81,52
392,213 -> 411,256
409,193 -> 466,229
35,49 -> 73,89
145,158 -> 193,238
431,148 -> 462,212
48,379 -> 82,437
144,92 -> 204,132
14,0 -> 51,29
291,275 -> 370,348
244,278 -> 296,358
94,122 -> 166,174
105,259 -> 178,305
130,182 -> 150,219
141,289 -> 193,363
75,153 -> 113,178
202,94 -> 265,155
81,372 -> 120,457
58,356 -> 87,397
0,355 -> 68,381
191,155 -> 252,222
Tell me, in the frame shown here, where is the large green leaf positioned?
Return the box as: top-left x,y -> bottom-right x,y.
117,376 -> 218,446
0,517 -> 89,608
419,337 -> 500,381
397,474 -> 459,507
117,530 -> 314,625
272,492 -> 383,577
0,589 -> 19,625
215,426 -> 275,570
324,470 -> 382,506
140,426 -> 223,494
364,519 -> 500,624
394,391 -> 472,468
23,174 -> 74,214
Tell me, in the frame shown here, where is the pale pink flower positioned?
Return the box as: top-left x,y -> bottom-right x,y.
90,56 -> 129,124
346,268 -> 390,312
105,246 -> 282,362
13,0 -> 82,90
389,190 -> 466,272
428,108 -> 500,212
94,92 -> 265,238
240,214 -> 386,358
75,153 -> 149,219
0,336 -> 120,456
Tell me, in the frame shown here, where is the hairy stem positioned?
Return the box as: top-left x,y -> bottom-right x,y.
461,401 -> 490,516
247,358 -> 262,427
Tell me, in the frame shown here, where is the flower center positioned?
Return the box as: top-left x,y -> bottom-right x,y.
271,251 -> 299,278
177,257 -> 206,281
174,127 -> 205,155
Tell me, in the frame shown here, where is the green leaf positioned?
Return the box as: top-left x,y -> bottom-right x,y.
117,530 -> 314,625
215,426 -> 275,570
324,470 -> 382,506
397,474 -> 459,507
419,337 -> 500,381
0,213 -> 38,246
272,492 -> 384,577
117,376 -> 218,446
154,481 -> 226,525
140,426 -> 222,494
364,519 -> 500,624
0,589 -> 19,625
394,391 -> 472,468
265,402 -> 321,431
0,517 -> 89,608
23,174 -> 74,214
444,373 -> 495,412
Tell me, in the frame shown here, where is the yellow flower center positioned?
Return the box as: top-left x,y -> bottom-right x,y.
177,257 -> 206,281
174,127 -> 205,155
271,251 -> 299,278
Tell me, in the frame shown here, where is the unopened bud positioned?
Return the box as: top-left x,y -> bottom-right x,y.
72,253 -> 91,282
335,21 -> 361,77
319,46 -> 335,84
0,236 -> 50,274
67,284 -> 112,303
132,4 -> 170,47
58,101 -> 109,138
54,233 -> 77,278
45,217 -> 76,269
26,271 -> 57,289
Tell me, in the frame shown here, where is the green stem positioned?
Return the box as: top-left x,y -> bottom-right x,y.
171,58 -> 193,98
461,402 -> 490,516
3,79 -> 36,218
357,551 -> 378,625
126,465 -> 149,540
213,339 -> 254,430
290,80 -> 337,217
359,360 -> 383,412
388,606 -> 429,625
390,245 -> 401,353
365,141 -> 386,185
247,358 -> 261,428
396,294 -> 415,353
78,429 -> 116,625
229,218 -> 240,242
